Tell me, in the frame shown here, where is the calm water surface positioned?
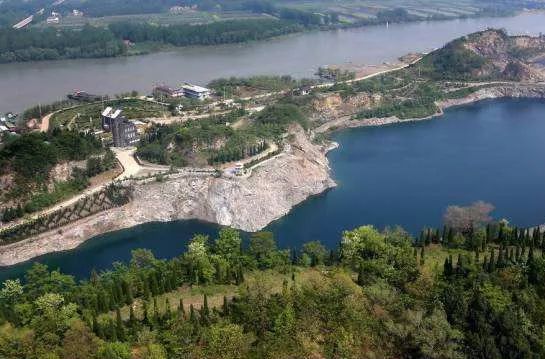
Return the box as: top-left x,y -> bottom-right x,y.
2,11 -> 545,113
1,98 -> 545,281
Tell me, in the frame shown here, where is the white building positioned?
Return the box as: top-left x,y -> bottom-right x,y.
234,163 -> 245,176
182,84 -> 211,100
46,14 -> 60,24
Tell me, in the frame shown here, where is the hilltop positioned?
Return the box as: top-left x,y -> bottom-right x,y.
416,28 -> 545,81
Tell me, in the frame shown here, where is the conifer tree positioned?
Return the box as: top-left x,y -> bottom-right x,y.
143,277 -> 151,300
122,280 -> 133,305
202,294 -> 210,324
527,246 -> 535,265
222,295 -> 229,316
109,318 -> 118,341
447,228 -> 454,247
189,304 -> 197,323
482,256 -> 488,271
420,246 -> 425,265
142,301 -> 150,326
425,229 -> 431,246
150,274 -> 159,296
92,314 -> 99,336
456,254 -> 462,273
516,245 -> 521,261
488,250 -> 496,272
116,307 -> 125,341
179,298 -> 186,319
129,305 -> 136,325
165,298 -> 171,320
443,257 -> 452,277
357,264 -> 365,286
475,247 -> 480,263
153,297 -> 160,324
90,269 -> 99,285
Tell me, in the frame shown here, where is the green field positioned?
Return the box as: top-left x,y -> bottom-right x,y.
278,0 -> 518,23
32,0 -> 527,30
37,10 -> 271,29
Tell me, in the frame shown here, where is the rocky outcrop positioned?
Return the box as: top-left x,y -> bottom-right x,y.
438,83 -> 545,108
0,125 -> 335,266
315,84 -> 545,134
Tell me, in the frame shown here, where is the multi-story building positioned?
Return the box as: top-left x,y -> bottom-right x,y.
101,107 -> 139,147
112,119 -> 139,147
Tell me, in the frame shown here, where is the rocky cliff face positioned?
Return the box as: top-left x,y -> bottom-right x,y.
0,125 -> 335,266
126,127 -> 334,232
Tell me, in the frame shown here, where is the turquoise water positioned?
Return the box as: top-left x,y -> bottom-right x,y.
2,98 -> 545,280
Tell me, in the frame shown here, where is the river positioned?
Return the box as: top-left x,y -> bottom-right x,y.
2,11 -> 545,114
1,98 -> 545,281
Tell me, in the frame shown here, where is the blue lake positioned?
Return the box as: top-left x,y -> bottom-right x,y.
2,98 -> 545,281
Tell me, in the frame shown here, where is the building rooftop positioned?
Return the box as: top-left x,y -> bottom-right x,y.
182,84 -> 211,93
102,107 -> 122,119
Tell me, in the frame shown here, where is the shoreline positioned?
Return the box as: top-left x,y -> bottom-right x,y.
314,83 -> 545,134
1,84 -> 545,267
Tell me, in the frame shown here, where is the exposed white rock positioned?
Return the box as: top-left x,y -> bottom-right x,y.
0,125 -> 335,266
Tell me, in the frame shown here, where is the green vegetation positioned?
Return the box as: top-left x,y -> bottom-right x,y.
208,75 -> 315,97
137,104 -> 305,167
50,99 -> 166,130
0,25 -> 125,63
2,217 -> 545,357
108,18 -> 303,47
354,98 -> 439,120
416,39 -> 489,80
0,184 -> 132,243
316,67 -> 356,82
0,130 -> 102,183
0,130 -> 111,222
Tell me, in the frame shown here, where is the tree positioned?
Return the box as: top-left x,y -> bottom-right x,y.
248,231 -> 277,269
97,342 -> 131,359
115,307 -> 125,341
215,228 -> 242,265
61,319 -> 101,359
32,293 -> 78,336
184,234 -> 215,284
203,322 -> 251,359
301,241 -> 328,266
443,201 -> 494,233
130,248 -> 156,268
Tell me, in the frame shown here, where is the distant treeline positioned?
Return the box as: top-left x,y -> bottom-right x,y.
0,25 -> 125,63
108,19 -> 303,47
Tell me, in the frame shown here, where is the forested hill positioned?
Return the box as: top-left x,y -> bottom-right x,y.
2,217 -> 545,358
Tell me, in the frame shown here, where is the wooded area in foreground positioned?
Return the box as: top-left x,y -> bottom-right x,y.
1,212 -> 545,358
